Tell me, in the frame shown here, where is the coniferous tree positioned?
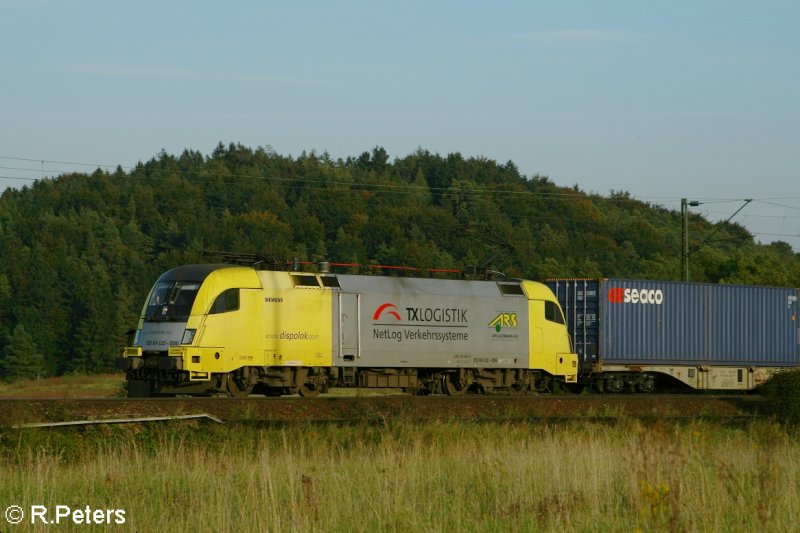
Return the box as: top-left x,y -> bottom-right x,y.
0,324 -> 44,381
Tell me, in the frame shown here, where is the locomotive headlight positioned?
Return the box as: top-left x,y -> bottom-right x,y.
181,329 -> 197,345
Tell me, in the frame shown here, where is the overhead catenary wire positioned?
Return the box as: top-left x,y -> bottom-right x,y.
0,155 -> 120,169
2,155 -> 798,210
754,200 -> 800,211
0,158 -> 650,201
0,159 -> 573,197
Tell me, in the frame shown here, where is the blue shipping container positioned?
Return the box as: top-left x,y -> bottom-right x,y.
545,279 -> 800,367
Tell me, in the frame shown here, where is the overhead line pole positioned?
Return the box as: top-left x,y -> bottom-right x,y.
681,198 -> 700,282
682,198 -> 752,282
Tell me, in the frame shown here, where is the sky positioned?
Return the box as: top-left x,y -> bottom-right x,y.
1,0 -> 798,251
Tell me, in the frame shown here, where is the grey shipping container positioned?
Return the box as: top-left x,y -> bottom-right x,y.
545,279 -> 800,368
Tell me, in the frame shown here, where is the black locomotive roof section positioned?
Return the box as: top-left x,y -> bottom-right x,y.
157,264 -> 238,283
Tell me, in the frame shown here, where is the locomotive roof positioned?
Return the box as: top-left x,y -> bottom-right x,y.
161,264 -> 558,301
157,264 -> 237,283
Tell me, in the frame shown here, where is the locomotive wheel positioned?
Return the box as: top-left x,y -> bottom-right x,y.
507,384 -> 524,395
298,383 -> 321,397
226,370 -> 255,398
443,370 -> 469,396
535,376 -> 553,393
508,372 -> 533,395
298,371 -> 327,397
127,379 -> 153,398
507,380 -> 529,395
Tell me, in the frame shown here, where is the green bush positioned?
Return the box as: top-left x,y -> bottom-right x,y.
760,369 -> 800,427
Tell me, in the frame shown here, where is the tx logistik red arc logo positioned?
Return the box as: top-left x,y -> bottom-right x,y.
372,303 -> 469,323
373,302 -> 402,321
608,287 -> 664,305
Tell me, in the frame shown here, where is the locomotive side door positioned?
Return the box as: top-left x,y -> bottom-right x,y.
338,292 -> 361,359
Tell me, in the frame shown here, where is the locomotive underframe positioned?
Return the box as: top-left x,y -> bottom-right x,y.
119,353 -> 564,397
120,352 -> 780,397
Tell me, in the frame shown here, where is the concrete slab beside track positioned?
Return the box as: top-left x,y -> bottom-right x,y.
0,395 -> 769,427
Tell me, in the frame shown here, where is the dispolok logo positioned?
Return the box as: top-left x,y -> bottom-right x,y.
488,312 -> 518,332
373,302 -> 401,321
607,287 -> 664,305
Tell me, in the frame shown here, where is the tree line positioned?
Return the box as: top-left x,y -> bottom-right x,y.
0,143 -> 797,380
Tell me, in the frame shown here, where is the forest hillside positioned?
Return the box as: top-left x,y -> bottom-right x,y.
1,143 -> 798,379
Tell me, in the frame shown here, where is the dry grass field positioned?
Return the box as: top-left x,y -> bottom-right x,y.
0,373 -> 125,399
1,374 -> 796,531
1,418 -> 797,532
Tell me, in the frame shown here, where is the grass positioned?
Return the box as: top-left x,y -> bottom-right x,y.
0,373 -> 126,398
0,419 -> 797,532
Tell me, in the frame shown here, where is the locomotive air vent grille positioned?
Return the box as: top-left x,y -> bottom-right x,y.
291,274 -> 321,288
320,275 -> 341,289
497,283 -> 524,296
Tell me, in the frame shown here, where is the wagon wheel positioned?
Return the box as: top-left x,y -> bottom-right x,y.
226,369 -> 255,398
443,371 -> 468,396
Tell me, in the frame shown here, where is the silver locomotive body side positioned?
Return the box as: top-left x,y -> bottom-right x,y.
332,276 -> 529,369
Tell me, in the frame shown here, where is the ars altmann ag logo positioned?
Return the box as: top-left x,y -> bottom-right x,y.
488,312 -> 518,332
488,312 -> 519,341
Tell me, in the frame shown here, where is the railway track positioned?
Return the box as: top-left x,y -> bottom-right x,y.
0,394 -> 769,427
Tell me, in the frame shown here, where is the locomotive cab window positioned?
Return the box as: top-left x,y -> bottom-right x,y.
145,281 -> 201,321
545,301 -> 565,324
210,288 -> 240,314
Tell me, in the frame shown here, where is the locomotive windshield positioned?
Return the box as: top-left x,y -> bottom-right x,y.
144,281 -> 201,321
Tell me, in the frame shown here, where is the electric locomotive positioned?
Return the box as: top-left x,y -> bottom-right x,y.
117,264 -> 579,397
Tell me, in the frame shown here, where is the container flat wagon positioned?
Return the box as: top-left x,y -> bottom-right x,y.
545,279 -> 800,392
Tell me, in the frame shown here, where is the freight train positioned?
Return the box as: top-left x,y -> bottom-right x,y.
546,278 -> 799,393
117,264 -> 579,397
116,264 -> 800,398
